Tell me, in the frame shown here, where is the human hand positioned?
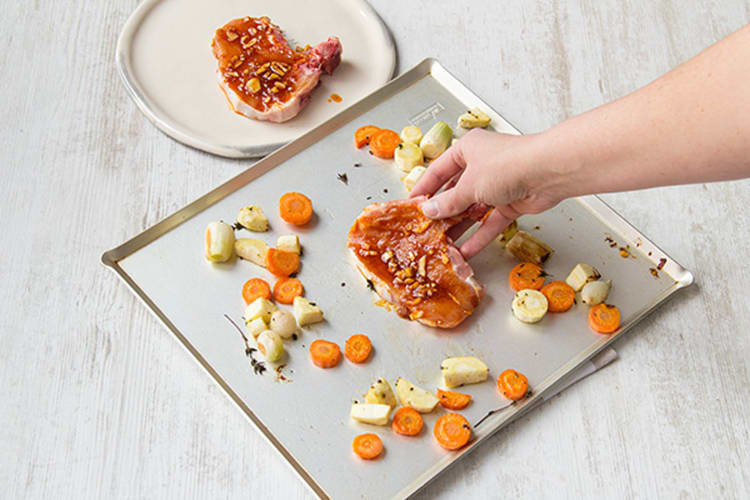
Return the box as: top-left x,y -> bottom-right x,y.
409,128 -> 568,259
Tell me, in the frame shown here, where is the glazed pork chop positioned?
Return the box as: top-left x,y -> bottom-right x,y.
348,197 -> 486,329
211,16 -> 342,123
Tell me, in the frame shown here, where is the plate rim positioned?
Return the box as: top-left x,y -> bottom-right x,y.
115,0 -> 398,159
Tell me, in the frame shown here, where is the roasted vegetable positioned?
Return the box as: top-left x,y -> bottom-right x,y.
496,220 -> 519,248
512,289 -> 549,323
237,205 -> 269,232
395,378 -> 439,413
440,356 -> 489,388
581,280 -> 612,305
257,330 -> 283,362
245,317 -> 267,339
403,166 -> 427,191
244,297 -> 277,323
565,263 -> 601,292
350,403 -> 392,425
457,107 -> 491,129
234,238 -> 269,267
419,121 -> 452,159
365,378 -> 397,408
293,296 -> 323,326
270,310 -> 297,339
399,125 -> 422,145
506,231 -> 554,264
204,221 -> 235,262
588,304 -> 621,333
394,142 -> 424,172
276,234 -> 301,255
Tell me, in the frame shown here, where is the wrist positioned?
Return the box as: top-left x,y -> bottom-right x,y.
523,124 -> 589,202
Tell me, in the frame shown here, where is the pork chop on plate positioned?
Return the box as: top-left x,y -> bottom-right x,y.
211,16 -> 342,123
348,197 -> 486,329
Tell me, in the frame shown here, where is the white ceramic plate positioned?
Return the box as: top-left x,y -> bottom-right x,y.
116,0 -> 396,158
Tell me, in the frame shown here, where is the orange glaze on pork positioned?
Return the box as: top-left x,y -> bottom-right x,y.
348,202 -> 482,328
211,17 -> 306,113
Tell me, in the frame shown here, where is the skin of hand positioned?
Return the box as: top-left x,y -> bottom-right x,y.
411,23 -> 750,260
410,129 -> 565,259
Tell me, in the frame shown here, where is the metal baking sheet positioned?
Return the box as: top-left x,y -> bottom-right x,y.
102,59 -> 693,499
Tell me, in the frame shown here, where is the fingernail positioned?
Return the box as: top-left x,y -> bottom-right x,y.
421,200 -> 438,217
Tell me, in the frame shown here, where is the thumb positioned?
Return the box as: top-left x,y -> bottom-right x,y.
419,185 -> 474,219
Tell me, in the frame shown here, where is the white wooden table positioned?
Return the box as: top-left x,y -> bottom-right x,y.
2,1 -> 749,498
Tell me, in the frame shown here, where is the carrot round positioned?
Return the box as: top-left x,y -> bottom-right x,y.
508,262 -> 546,291
392,407 -> 423,436
309,339 -> 341,368
241,278 -> 271,304
433,413 -> 471,450
497,369 -> 529,401
344,334 -> 372,363
588,303 -> 621,333
354,125 -> 380,149
437,389 -> 472,410
352,433 -> 383,459
369,129 -> 401,159
540,281 -> 575,312
273,277 -> 304,304
279,192 -> 313,226
265,248 -> 300,277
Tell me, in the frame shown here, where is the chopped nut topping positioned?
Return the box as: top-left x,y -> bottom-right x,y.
413,220 -> 432,233
381,250 -> 393,263
409,310 -> 424,320
256,62 -> 271,74
440,252 -> 450,265
268,73 -> 280,80
247,78 -> 261,93
274,81 -> 286,89
226,29 -> 238,41
417,255 -> 427,277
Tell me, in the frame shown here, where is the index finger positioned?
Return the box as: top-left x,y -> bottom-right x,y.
409,143 -> 466,198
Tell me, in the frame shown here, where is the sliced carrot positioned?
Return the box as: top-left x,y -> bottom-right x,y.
540,280 -> 575,313
433,413 -> 471,450
309,339 -> 341,368
588,303 -> 621,333
279,192 -> 313,226
369,129 -> 401,159
497,369 -> 529,401
241,278 -> 271,304
352,433 -> 383,459
344,334 -> 372,363
437,389 -> 472,410
354,125 -> 380,149
392,407 -> 423,436
265,248 -> 300,277
508,262 -> 545,291
273,277 -> 304,304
